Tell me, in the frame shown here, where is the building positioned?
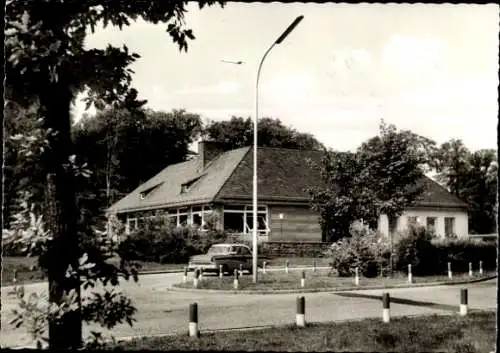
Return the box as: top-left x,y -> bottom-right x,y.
107,141 -> 469,242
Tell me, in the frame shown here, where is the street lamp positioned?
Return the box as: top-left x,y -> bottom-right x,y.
252,15 -> 304,283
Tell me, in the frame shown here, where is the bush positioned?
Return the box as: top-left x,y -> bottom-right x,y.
432,237 -> 497,273
393,226 -> 439,276
324,221 -> 388,277
117,217 -> 227,264
393,226 -> 497,275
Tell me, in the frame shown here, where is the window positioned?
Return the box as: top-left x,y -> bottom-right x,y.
407,216 -> 418,226
222,205 -> 269,236
445,217 -> 455,237
426,217 -> 437,233
180,175 -> 205,193
126,217 -> 138,234
139,183 -> 162,200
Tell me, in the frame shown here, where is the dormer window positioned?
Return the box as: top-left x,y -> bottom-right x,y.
180,175 -> 205,194
139,183 -> 162,200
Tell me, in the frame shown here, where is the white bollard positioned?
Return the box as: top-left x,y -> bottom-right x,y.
469,262 -> 473,277
285,260 -> 289,274
448,262 -> 453,280
219,265 -> 223,279
262,261 -> 267,274
408,264 -> 413,284
300,271 -> 306,288
189,303 -> 199,338
382,293 -> 390,323
460,288 -> 468,316
296,296 -> 306,327
354,267 -> 360,286
312,259 -> 316,272
233,269 -> 239,290
199,268 -> 203,281
479,261 -> 483,275
193,269 -> 200,289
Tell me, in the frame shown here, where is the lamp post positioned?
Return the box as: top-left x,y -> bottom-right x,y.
252,15 -> 304,283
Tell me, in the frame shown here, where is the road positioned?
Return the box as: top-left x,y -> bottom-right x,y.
1,272 -> 497,348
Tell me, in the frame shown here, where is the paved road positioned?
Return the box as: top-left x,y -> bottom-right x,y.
1,272 -> 497,348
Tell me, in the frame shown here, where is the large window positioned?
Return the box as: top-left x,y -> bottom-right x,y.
223,205 -> 269,236
125,205 -> 213,233
444,217 -> 455,237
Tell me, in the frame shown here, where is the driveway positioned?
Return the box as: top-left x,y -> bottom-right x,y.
1,273 -> 497,348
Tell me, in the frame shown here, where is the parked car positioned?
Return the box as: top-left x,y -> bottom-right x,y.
188,243 -> 268,275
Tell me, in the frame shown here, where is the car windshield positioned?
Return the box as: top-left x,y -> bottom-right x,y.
207,246 -> 229,254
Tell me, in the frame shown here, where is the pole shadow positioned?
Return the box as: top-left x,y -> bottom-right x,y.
332,292 -> 459,312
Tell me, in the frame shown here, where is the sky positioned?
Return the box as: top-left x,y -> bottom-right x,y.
75,3 -> 499,152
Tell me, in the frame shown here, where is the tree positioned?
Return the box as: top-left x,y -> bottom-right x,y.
463,149 -> 497,234
309,121 -> 434,244
72,107 -> 202,223
5,1 -> 223,349
435,139 -> 471,198
202,116 -> 324,150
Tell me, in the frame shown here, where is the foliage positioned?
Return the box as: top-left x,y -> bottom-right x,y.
72,107 -> 202,224
392,225 -> 437,276
431,237 -> 497,273
118,217 -> 227,264
323,221 -> 389,277
5,0 -> 224,348
434,140 -> 497,234
3,205 -> 141,348
202,116 -> 324,150
310,120 -> 433,242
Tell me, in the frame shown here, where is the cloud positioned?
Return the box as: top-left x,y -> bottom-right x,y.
382,35 -> 444,75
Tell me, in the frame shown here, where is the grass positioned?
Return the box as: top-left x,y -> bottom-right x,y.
175,268 -> 494,291
113,311 -> 496,352
0,256 -> 186,287
0,256 -> 330,287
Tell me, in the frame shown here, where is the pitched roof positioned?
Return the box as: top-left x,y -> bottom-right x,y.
108,146 -> 468,214
215,147 -> 325,202
107,147 -> 250,213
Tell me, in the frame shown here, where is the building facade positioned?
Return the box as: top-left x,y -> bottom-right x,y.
108,141 -> 469,242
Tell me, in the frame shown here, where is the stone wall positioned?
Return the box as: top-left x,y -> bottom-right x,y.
261,241 -> 330,257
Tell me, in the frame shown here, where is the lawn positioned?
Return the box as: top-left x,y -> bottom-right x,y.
114,311 -> 496,352
0,256 -> 330,287
175,268 -> 494,291
0,256 -> 186,287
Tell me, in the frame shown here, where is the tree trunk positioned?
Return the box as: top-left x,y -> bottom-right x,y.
40,82 -> 82,349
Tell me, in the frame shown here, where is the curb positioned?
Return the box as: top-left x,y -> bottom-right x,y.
168,274 -> 497,295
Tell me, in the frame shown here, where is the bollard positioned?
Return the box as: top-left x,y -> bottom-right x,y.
313,259 -> 316,272
189,303 -> 199,337
199,268 -> 204,281
233,269 -> 239,290
479,261 -> 483,275
354,267 -> 360,286
301,271 -> 306,288
263,261 -> 267,274
285,260 -> 289,274
219,265 -> 223,279
408,264 -> 413,284
183,267 -> 188,283
382,293 -> 390,323
193,269 -> 200,289
239,264 -> 243,276
460,288 -> 468,316
13,269 -> 17,284
469,262 -> 473,277
448,262 -> 453,280
296,296 -> 306,327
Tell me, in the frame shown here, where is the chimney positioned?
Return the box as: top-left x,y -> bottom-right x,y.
198,141 -> 232,169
